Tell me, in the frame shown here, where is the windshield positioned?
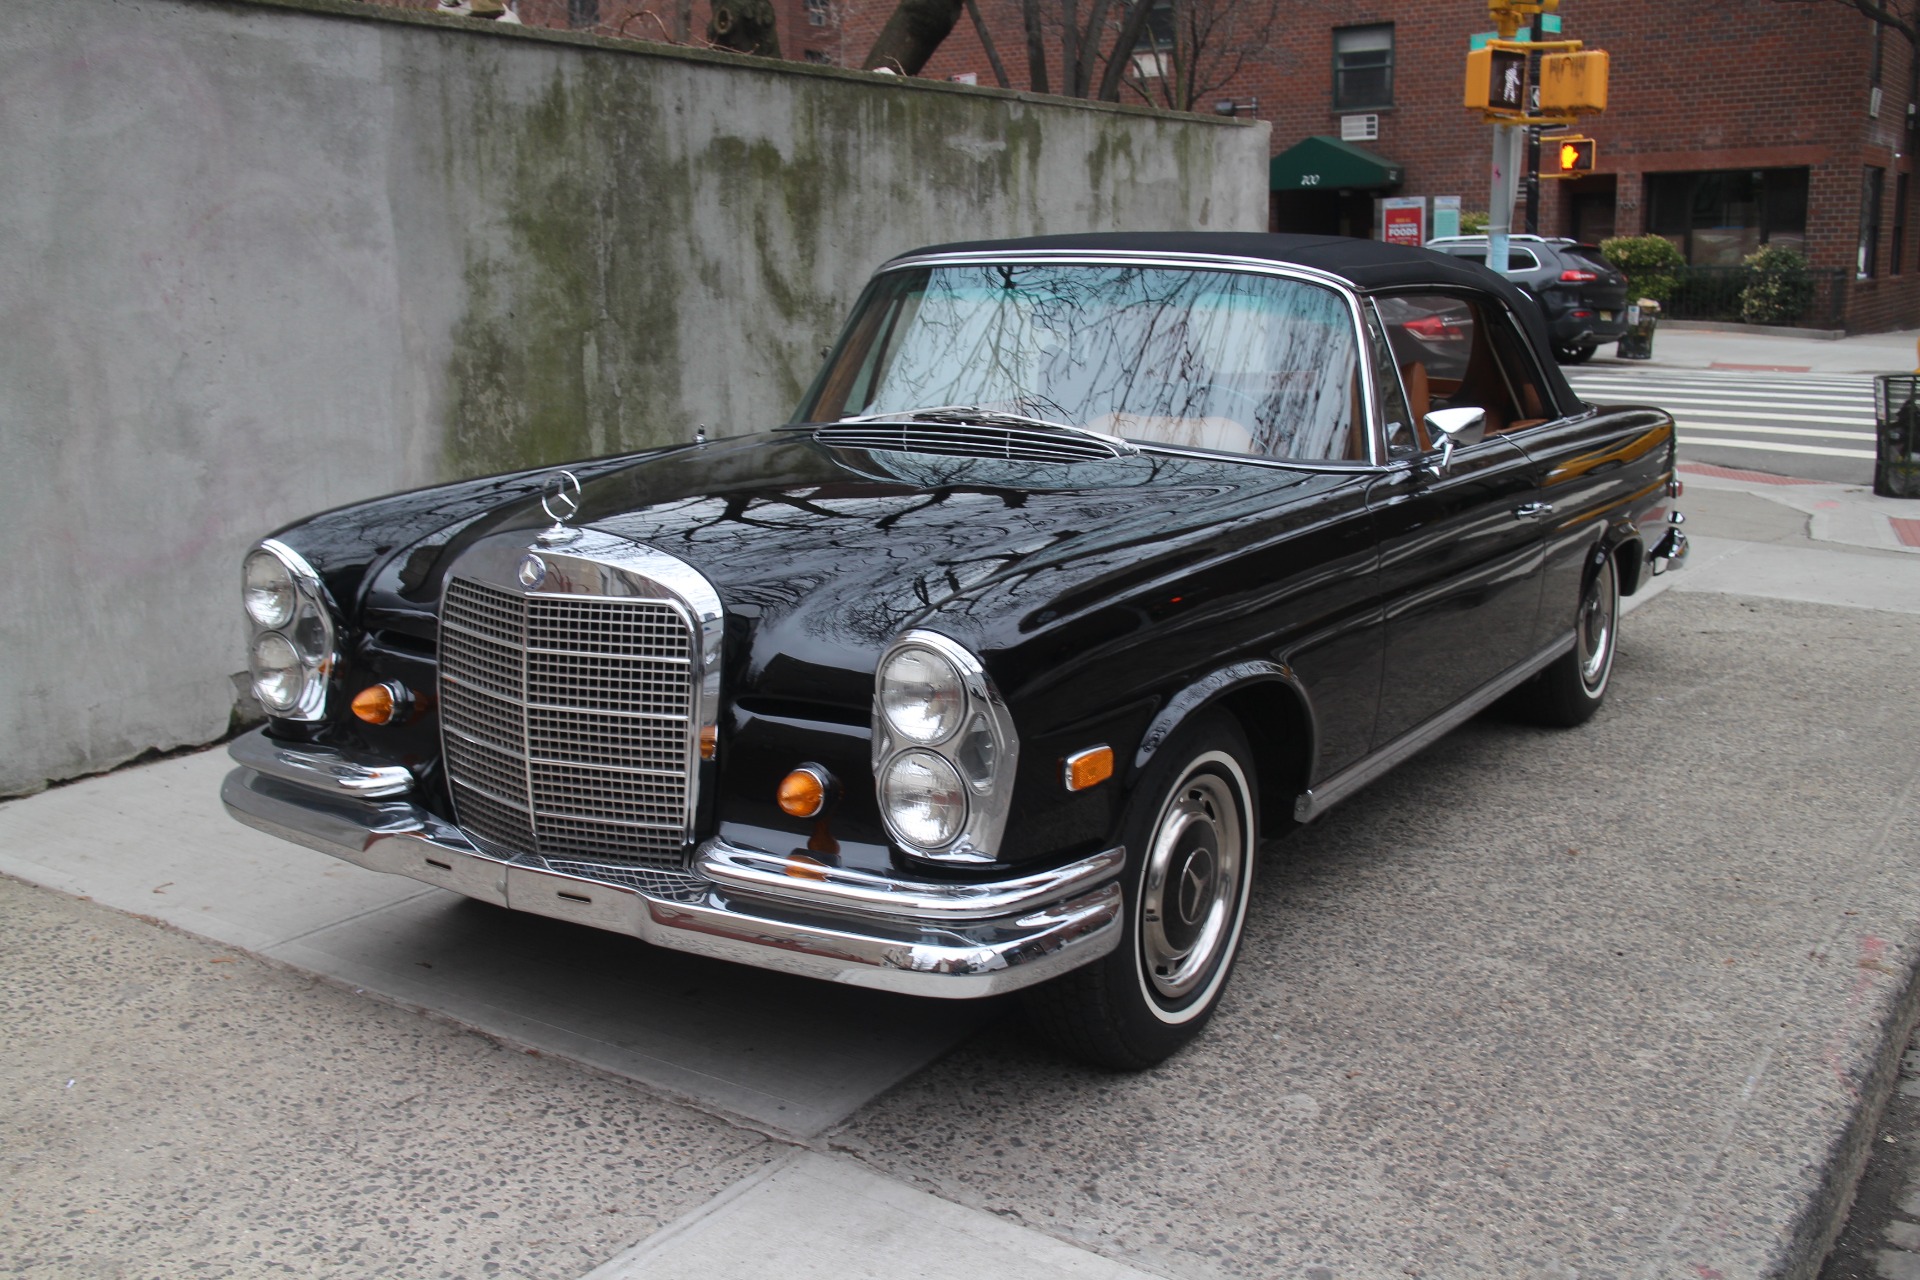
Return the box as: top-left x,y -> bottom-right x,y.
795,264 -> 1365,462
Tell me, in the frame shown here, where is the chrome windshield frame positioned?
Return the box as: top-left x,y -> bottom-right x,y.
814,248 -> 1385,468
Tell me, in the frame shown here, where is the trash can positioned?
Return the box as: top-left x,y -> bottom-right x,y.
1874,374 -> 1920,498
1615,298 -> 1661,360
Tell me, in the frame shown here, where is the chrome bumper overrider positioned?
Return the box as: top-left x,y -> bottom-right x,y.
220,732 -> 1123,998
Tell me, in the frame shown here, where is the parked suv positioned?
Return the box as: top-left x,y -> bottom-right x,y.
1425,235 -> 1629,365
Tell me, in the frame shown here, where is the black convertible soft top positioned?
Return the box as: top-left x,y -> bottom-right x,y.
890,231 -> 1581,416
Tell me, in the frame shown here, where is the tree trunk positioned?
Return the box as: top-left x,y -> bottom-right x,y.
1095,0 -> 1157,100
965,0 -> 1013,88
862,0 -> 966,73
1022,0 -> 1051,93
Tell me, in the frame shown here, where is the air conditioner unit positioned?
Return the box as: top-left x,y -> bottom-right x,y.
1872,86 -> 1884,118
1341,114 -> 1379,142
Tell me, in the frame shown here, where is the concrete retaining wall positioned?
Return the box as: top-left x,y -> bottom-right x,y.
0,0 -> 1266,796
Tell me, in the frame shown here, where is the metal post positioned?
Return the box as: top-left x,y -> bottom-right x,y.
1524,12 -> 1543,235
1488,124 -> 1522,273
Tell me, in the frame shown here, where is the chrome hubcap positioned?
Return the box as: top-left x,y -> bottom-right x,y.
1140,769 -> 1244,1003
1577,557 -> 1618,692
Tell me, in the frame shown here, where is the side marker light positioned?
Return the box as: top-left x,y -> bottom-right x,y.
351,683 -> 409,726
1064,745 -> 1114,792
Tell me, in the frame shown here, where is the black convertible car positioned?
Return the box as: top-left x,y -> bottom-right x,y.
223,232 -> 1687,1068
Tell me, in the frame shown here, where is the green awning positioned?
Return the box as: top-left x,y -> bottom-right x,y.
1270,136 -> 1404,192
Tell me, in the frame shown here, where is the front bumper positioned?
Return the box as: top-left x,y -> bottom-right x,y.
220,731 -> 1123,998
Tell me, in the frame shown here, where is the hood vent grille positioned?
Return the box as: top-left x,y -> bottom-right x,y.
813,423 -> 1125,463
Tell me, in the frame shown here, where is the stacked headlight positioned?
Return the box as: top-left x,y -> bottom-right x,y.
872,631 -> 1018,863
240,540 -> 334,721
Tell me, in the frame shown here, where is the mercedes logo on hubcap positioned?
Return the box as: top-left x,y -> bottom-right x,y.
1177,848 -> 1215,926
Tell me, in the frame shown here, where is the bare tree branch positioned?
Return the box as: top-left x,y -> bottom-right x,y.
964,0 -> 1013,87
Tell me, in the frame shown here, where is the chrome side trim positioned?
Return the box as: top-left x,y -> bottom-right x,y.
1294,635 -> 1573,822
229,729 -> 414,799
695,841 -> 1124,921
221,762 -> 1121,999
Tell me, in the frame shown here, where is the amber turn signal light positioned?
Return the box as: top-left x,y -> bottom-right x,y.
699,725 -> 718,760
351,682 -> 409,726
1064,745 -> 1114,792
777,766 -> 831,818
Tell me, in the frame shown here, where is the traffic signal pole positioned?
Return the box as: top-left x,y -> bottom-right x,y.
1487,124 -> 1524,273
1466,0 -> 1606,270
1524,11 -> 1543,235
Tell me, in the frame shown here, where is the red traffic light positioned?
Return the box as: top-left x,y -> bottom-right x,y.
1551,137 -> 1596,175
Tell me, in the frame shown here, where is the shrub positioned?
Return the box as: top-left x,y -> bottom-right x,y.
1460,210 -> 1490,234
1599,235 -> 1686,305
1738,244 -> 1815,326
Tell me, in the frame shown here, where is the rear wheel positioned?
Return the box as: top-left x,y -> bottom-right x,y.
1523,549 -> 1620,726
1021,712 -> 1257,1069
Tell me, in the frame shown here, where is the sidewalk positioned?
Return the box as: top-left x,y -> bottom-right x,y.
1589,322 -> 1920,375
4,473 -> 1920,1279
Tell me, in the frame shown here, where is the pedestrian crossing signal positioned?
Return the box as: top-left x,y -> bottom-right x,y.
1547,136 -> 1596,177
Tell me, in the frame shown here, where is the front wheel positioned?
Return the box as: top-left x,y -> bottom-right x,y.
1021,711 -> 1258,1069
1522,549 -> 1620,726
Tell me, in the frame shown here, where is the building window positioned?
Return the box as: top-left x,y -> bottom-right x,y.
803,49 -> 832,63
1333,25 -> 1393,111
1861,166 -> 1886,279
806,0 -> 829,26
1896,173 -> 1909,275
567,0 -> 598,27
1645,168 -> 1808,265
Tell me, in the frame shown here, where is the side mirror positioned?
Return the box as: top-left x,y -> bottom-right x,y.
1422,406 -> 1487,475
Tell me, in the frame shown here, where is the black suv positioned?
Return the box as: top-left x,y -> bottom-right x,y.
1424,235 -> 1629,364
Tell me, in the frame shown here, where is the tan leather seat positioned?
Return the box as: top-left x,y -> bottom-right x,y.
1399,361 -> 1432,450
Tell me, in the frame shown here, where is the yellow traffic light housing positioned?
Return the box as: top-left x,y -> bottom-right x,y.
1465,45 -> 1529,113
1545,135 -> 1596,177
1539,50 -> 1609,113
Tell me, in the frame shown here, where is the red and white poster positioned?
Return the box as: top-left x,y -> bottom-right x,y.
1381,198 -> 1427,247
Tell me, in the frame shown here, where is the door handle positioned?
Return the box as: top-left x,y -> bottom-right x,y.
1514,502 -> 1555,521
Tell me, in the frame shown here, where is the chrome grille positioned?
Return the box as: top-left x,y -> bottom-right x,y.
439,577 -> 695,869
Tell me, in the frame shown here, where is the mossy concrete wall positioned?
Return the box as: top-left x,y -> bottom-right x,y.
0,0 -> 1266,797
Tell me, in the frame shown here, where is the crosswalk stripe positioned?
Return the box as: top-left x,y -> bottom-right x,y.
1673,422 -> 1876,441
1569,385 -> 1872,406
1653,407 -> 1868,426
1679,436 -> 1877,460
1569,379 -> 1871,399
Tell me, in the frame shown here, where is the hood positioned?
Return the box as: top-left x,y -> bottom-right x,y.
342,431 -> 1356,708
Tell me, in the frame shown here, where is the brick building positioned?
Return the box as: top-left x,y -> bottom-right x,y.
356,0 -> 1917,331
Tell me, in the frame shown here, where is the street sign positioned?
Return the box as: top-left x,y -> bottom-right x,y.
1381,197 -> 1427,246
